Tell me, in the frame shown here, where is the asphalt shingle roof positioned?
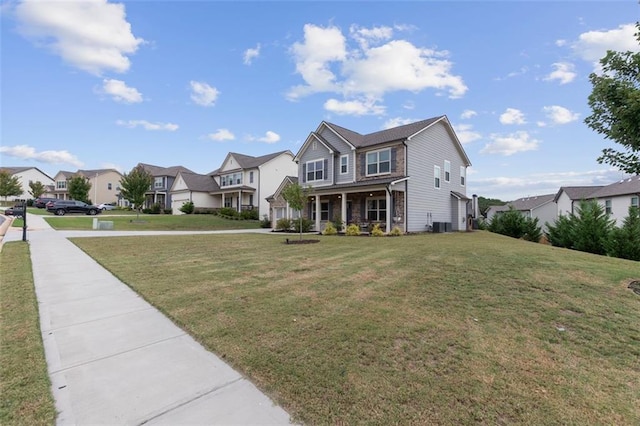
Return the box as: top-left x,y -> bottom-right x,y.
229,151 -> 291,169
555,186 -> 603,202
139,163 -> 194,177
589,175 -> 640,198
179,172 -> 220,192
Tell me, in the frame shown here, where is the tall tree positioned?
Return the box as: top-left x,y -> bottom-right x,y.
281,182 -> 310,241
120,165 -> 153,218
0,170 -> 23,201
585,22 -> 640,175
28,180 -> 47,199
68,175 -> 92,203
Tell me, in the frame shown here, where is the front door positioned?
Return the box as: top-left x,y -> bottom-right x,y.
347,201 -> 353,224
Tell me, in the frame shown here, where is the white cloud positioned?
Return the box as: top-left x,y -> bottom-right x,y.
555,39 -> 567,47
572,23 -> 639,69
0,144 -> 83,167
190,81 -> 219,107
499,108 -> 526,125
15,0 -> 144,75
460,109 -> 477,119
324,98 -> 385,116
243,44 -> 261,65
287,24 -> 467,101
247,131 -> 280,144
207,129 -> 235,142
453,124 -> 482,144
543,105 -> 580,125
382,117 -> 416,129
481,131 -> 539,156
116,120 -> 178,131
544,62 -> 576,84
101,79 -> 143,103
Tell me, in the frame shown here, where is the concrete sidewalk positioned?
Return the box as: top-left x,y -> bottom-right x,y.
3,214 -> 292,425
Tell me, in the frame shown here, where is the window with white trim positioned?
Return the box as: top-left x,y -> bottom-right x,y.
631,196 -> 639,208
367,198 -> 387,222
275,207 -> 285,219
434,166 -> 441,189
444,160 -> 451,183
311,202 -> 329,220
340,155 -> 348,174
56,180 -> 67,189
221,172 -> 243,187
108,183 -> 112,190
605,199 -> 612,215
306,160 -> 325,182
154,177 -> 164,189
366,149 -> 391,176
249,171 -> 254,183
224,197 -> 233,208
460,166 -> 466,186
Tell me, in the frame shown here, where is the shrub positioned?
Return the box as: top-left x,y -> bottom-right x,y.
276,218 -> 292,231
572,200 -> 614,255
260,215 -> 272,228
522,217 -> 542,242
179,201 -> 194,214
389,226 -> 403,236
219,207 -> 238,218
345,223 -> 360,236
606,206 -> 640,261
292,218 -> 314,233
546,215 -> 574,249
241,209 -> 259,220
488,207 -> 542,242
323,222 -> 337,235
371,224 -> 385,237
332,215 -> 344,232
149,203 -> 162,214
142,208 -> 152,214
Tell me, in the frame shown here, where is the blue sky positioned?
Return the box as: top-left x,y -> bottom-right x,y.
1,0 -> 638,200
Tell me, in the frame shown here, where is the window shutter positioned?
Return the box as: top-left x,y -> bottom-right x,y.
391,148 -> 397,173
328,201 -> 333,221
324,159 -> 329,180
361,199 -> 366,222
302,164 -> 306,183
360,153 -> 366,176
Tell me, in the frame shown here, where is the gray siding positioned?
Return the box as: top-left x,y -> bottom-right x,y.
406,121 -> 468,233
298,139 -> 334,188
319,127 -> 354,184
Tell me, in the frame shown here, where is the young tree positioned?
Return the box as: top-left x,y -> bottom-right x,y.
120,165 -> 153,218
0,170 -> 23,201
68,175 -> 92,203
28,180 -> 47,199
281,182 -> 310,241
584,22 -> 640,175
606,206 -> 640,261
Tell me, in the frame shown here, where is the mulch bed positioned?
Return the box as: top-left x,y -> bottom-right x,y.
284,238 -> 320,244
628,280 -> 640,295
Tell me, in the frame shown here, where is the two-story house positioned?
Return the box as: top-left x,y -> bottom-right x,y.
275,116 -> 472,233
0,166 -> 54,201
51,169 -> 123,205
589,176 -> 640,226
208,151 -> 297,218
138,163 -> 194,210
169,171 -> 220,214
485,193 -> 557,232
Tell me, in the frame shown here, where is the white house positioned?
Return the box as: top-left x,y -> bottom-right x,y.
0,166 -> 54,201
589,176 -> 640,226
486,193 -> 557,231
170,171 -> 220,214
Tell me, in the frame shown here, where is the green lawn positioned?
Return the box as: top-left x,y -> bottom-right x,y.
0,242 -> 56,425
72,231 -> 640,425
45,214 -> 262,231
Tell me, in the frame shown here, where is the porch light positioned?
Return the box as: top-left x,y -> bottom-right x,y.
369,193 -> 373,196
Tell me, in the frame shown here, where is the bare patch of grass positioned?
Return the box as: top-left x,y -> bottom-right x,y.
0,242 -> 56,425
72,231 -> 640,424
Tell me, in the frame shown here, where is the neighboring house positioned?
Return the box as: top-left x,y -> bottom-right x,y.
554,185 -> 603,217
51,169 -> 123,205
281,116 -> 472,233
169,171 -> 221,214
208,151 -> 297,219
486,193 -> 556,231
589,175 -> 640,226
266,176 -> 300,227
0,166 -> 54,201
138,163 -> 194,210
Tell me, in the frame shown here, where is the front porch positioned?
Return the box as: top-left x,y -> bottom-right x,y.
211,187 -> 257,213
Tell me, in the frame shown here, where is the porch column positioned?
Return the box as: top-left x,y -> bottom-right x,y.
222,193 -> 225,208
386,190 -> 391,233
237,190 -> 241,212
341,193 -> 347,226
315,196 -> 321,232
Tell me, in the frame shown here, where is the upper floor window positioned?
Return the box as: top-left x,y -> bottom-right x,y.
631,196 -> 639,209
306,159 -> 325,182
340,155 -> 349,174
221,172 -> 243,187
249,171 -> 254,184
366,149 -> 390,176
154,177 -> 164,189
108,183 -> 112,190
605,199 -> 612,215
56,180 -> 67,189
434,165 -> 441,189
444,160 -> 451,183
460,166 -> 466,186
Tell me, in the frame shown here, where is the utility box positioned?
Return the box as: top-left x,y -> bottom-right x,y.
444,222 -> 452,232
432,222 -> 443,233
98,221 -> 114,230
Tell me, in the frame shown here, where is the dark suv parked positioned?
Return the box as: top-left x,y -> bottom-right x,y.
34,197 -> 58,208
46,200 -> 102,216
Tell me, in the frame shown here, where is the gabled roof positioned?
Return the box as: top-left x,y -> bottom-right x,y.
554,185 -> 603,203
54,170 -> 76,179
509,193 -> 556,211
0,166 -> 54,180
589,175 -> 640,198
218,151 -> 293,173
138,163 -> 194,177
266,176 -> 299,201
177,172 -> 220,192
76,168 -> 122,177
